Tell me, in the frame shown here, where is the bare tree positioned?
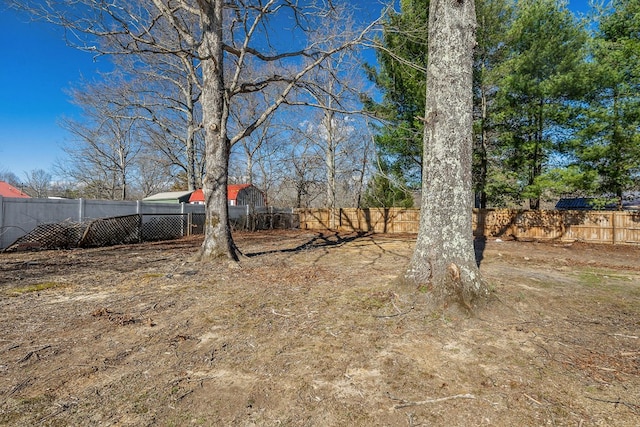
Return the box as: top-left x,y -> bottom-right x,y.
334,119 -> 375,209
59,77 -> 142,200
229,112 -> 295,207
23,169 -> 52,198
10,0 -> 382,261
197,1 -> 380,260
284,44 -> 378,215
228,84 -> 280,187
228,64 -> 375,211
0,170 -> 21,187
131,151 -> 175,198
286,145 -> 325,209
109,49 -> 205,191
404,0 -> 488,311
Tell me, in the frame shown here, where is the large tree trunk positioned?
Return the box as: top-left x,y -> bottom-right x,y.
404,0 -> 488,310
198,0 -> 238,261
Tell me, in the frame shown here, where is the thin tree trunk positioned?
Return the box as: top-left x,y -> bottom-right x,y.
479,88 -> 488,209
324,110 -> 336,228
529,98 -> 544,210
404,0 -> 488,311
198,0 -> 238,261
186,91 -> 197,192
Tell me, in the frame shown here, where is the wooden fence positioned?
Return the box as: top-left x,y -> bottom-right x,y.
296,208 -> 640,245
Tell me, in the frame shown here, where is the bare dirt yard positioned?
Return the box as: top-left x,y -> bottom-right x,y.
1,230 -> 639,426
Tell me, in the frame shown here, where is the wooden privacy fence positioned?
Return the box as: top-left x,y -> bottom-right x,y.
296,208 -> 640,245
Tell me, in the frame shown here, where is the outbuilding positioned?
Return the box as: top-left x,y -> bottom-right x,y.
142,190 -> 194,204
188,184 -> 266,207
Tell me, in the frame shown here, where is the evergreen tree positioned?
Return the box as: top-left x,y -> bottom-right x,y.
495,0 -> 588,209
364,0 -> 429,188
571,0 -> 640,208
473,0 -> 515,207
361,158 -> 414,208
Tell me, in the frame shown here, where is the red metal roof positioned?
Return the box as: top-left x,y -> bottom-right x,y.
228,184 -> 251,201
0,181 -> 30,198
188,189 -> 204,203
188,184 -> 252,203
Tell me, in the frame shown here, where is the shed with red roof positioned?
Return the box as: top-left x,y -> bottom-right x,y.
189,184 -> 265,207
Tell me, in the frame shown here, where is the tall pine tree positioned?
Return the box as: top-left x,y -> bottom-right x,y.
495,0 -> 587,209
364,0 -> 429,190
571,0 -> 640,208
473,0 -> 514,207
367,0 -> 514,207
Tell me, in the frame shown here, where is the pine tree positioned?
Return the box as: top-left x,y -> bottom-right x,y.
364,0 -> 429,188
571,0 -> 640,208
495,0 -> 588,209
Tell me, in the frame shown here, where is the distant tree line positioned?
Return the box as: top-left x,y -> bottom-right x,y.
7,0 -> 379,217
5,0 -> 639,213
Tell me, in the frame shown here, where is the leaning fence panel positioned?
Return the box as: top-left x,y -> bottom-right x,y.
2,213 -> 207,252
79,215 -> 141,247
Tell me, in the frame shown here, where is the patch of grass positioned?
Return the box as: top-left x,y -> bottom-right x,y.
139,273 -> 166,285
417,284 -> 430,293
0,395 -> 56,424
577,270 -> 608,287
6,282 -> 66,296
576,268 -> 634,290
361,293 -> 391,310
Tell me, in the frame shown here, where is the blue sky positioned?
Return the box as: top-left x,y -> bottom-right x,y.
0,1 -> 593,181
0,5 -> 109,179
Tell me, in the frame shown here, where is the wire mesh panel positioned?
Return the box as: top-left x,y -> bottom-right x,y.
79,215 -> 141,248
3,209 -> 289,253
140,215 -> 186,242
3,221 -> 87,252
188,213 -> 206,235
253,212 -> 297,230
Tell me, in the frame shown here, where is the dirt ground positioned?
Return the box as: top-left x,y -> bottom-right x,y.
1,230 -> 639,426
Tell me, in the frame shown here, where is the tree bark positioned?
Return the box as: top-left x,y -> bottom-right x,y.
404,0 -> 488,311
198,0 -> 238,261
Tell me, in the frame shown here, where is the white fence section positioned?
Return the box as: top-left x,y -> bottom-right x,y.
0,196 -> 295,250
0,196 -> 211,250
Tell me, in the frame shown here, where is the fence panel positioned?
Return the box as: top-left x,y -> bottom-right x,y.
0,197 -> 83,249
614,211 -> 640,244
297,208 -> 640,245
562,212 -> 613,243
0,197 -> 208,249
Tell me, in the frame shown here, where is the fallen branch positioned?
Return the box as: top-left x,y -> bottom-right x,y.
1,344 -> 20,354
523,393 -> 543,406
586,396 -> 640,414
37,400 -> 77,423
390,393 -> 475,409
17,345 -> 52,363
373,295 -> 416,319
611,333 -> 638,339
174,389 -> 194,401
271,309 -> 291,318
372,307 -> 413,319
9,378 -> 31,395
